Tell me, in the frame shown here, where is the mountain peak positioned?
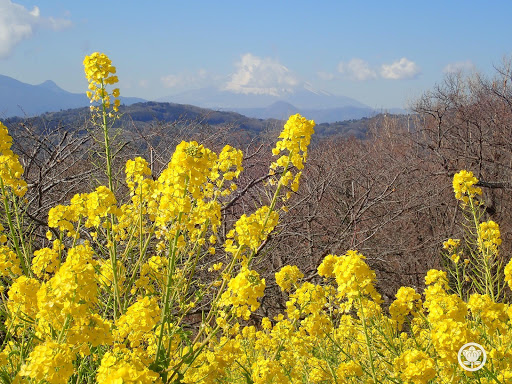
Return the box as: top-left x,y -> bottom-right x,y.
0,74 -> 145,118
302,82 -> 332,97
37,80 -> 64,93
159,85 -> 369,111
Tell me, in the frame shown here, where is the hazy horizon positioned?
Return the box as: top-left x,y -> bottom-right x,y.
1,1 -> 511,110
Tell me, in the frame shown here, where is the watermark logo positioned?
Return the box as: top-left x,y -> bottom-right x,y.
458,343 -> 486,371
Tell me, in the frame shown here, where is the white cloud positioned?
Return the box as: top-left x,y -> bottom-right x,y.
337,58 -> 377,81
443,60 -> 475,74
380,58 -> 420,80
0,0 -> 71,59
161,69 -> 211,89
161,74 -> 181,88
223,53 -> 298,96
43,16 -> 72,31
317,71 -> 335,81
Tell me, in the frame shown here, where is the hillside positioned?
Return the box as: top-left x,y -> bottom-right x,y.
3,101 -> 378,140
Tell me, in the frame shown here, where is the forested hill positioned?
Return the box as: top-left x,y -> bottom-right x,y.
3,101 -> 384,139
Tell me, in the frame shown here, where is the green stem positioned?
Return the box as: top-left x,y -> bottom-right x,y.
155,210 -> 185,368
358,293 -> 378,384
57,314 -> 71,343
0,178 -> 29,276
100,80 -> 114,193
98,80 -> 122,319
468,195 -> 495,300
107,220 -> 121,320
11,190 -> 30,272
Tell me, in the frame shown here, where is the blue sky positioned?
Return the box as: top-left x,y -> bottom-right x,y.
1,0 -> 511,109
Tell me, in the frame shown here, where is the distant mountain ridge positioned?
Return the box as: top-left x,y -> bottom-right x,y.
4,101 -> 376,140
158,85 -> 368,109
229,101 -> 376,123
157,85 -> 402,123
0,75 -> 145,118
0,74 -> 407,123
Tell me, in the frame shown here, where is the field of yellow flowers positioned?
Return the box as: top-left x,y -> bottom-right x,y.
1,53 -> 512,384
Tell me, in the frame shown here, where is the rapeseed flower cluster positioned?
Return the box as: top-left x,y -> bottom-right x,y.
393,349 -> 436,384
219,267 -> 266,320
0,244 -> 22,278
506,260 -> 512,290
225,206 -> 279,257
271,113 -> 315,171
31,239 -> 63,278
443,237 -> 462,263
114,296 -> 160,347
275,264 -> 303,292
269,114 -> 314,204
125,156 -> 152,192
83,52 -> 120,112
19,341 -> 75,384
453,169 -> 482,203
1,108 -> 310,380
4,54 -> 512,384
448,170 -> 507,303
96,348 -> 163,384
6,275 -> 40,333
478,220 -> 502,253
317,250 -> 382,306
0,121 -> 27,197
389,286 -> 422,330
48,185 -> 119,237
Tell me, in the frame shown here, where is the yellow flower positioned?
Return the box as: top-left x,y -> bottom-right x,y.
442,238 -> 462,263
36,243 -> 98,338
83,52 -> 120,112
210,262 -> 223,272
6,275 -> 40,332
220,267 -> 265,320
286,282 -> 328,319
505,258 -> 512,290
430,318 -> 475,364
453,170 -> 482,203
337,361 -> 363,380
468,293 -> 508,333
333,250 -> 382,303
19,341 -> 75,384
226,206 -> 279,254
0,245 -> 22,277
251,358 -> 287,384
394,349 -> 436,384
125,157 -> 152,191
67,313 -> 113,351
389,286 -> 422,330
478,220 -> 501,254
271,114 -> 315,171
114,296 -> 160,347
98,259 -> 126,292
269,114 -> 314,203
31,243 -> 61,278
275,265 -> 303,292
96,348 -> 162,384
317,253 -> 339,278
0,122 -> 28,196
425,269 -> 448,287
443,238 -> 460,250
